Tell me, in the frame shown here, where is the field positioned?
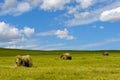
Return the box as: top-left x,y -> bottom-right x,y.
0,48 -> 120,80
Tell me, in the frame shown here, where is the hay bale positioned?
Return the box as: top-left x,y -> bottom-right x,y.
60,53 -> 72,60
103,52 -> 109,56
15,55 -> 33,67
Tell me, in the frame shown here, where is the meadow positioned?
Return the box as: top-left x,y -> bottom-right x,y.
0,48 -> 120,80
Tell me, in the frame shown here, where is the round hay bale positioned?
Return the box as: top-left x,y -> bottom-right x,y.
60,53 -> 72,60
15,55 -> 33,67
103,52 -> 109,56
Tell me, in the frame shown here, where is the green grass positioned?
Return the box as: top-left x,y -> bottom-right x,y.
0,48 -> 120,80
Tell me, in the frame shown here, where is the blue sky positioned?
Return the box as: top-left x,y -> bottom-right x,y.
0,0 -> 120,50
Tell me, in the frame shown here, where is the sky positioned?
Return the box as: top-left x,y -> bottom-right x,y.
0,0 -> 120,50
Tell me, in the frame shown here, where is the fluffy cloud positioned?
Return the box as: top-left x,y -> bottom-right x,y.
76,0 -> 93,8
67,0 -> 95,14
38,28 -> 74,40
17,2 -> 31,13
0,0 -> 120,27
2,0 -> 17,8
0,0 -> 94,15
0,22 -> 24,43
62,0 -> 120,27
55,28 -> 74,40
0,0 -> 71,15
100,7 -> 120,22
0,21 -> 35,44
0,0 -> 31,16
40,0 -> 70,11
23,27 -> 35,37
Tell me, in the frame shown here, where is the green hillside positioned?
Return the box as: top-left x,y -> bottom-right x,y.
0,48 -> 120,56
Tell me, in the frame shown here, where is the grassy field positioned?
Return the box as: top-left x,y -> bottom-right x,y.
0,48 -> 120,80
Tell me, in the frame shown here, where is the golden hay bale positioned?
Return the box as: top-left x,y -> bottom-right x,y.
103,52 -> 109,56
15,55 -> 33,67
60,53 -> 72,60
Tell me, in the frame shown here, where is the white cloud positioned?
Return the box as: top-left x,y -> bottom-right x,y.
0,0 -> 119,19
0,0 -> 119,27
62,0 -> 120,27
67,6 -> 79,14
40,0 -> 70,11
38,28 -> 74,40
17,2 -> 31,13
55,28 -> 74,40
100,7 -> 120,22
76,0 -> 93,8
0,21 -> 24,43
0,0 -> 17,15
23,27 -> 35,37
3,0 -> 17,8
0,21 -> 35,44
0,0 -> 71,15
0,0 -> 31,16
